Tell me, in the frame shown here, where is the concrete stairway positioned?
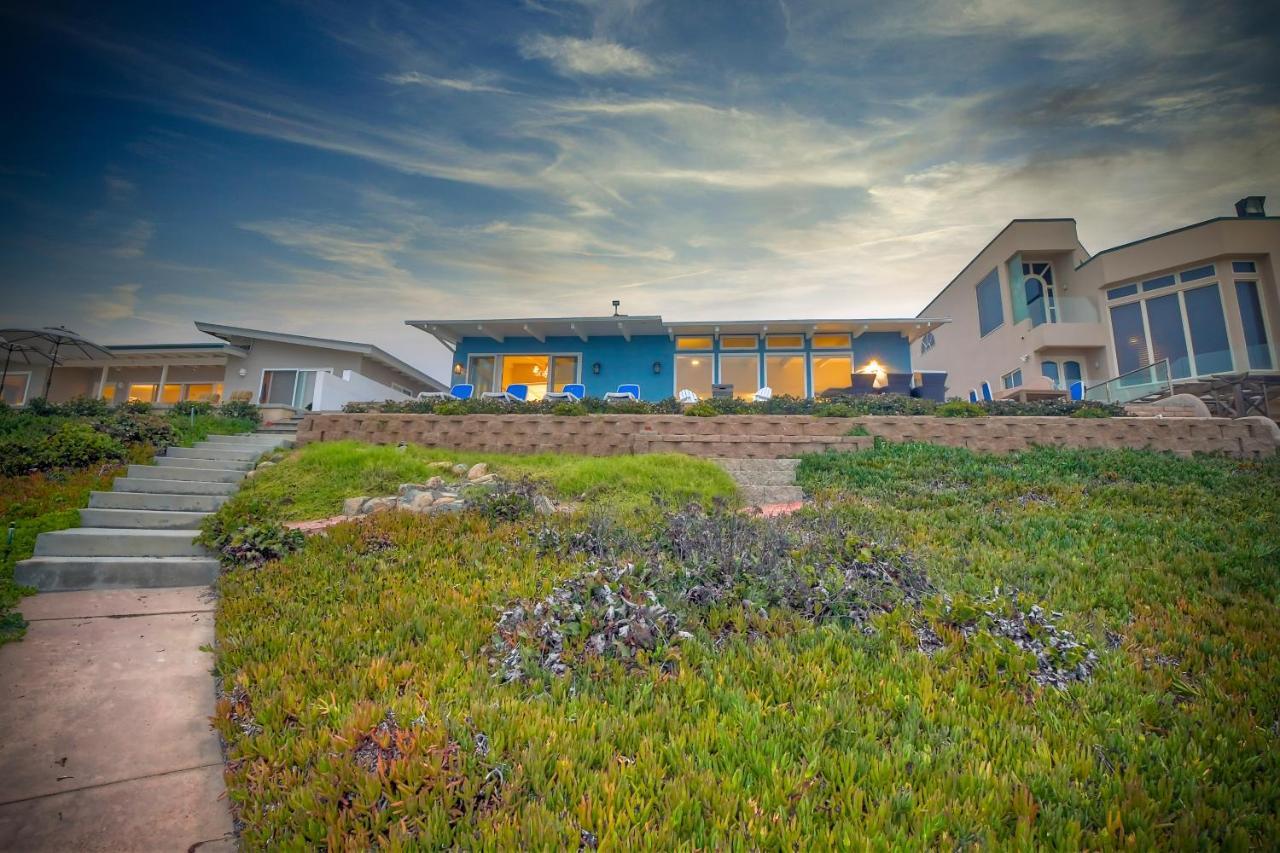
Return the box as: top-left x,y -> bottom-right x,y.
258,414 -> 303,435
714,458 -> 804,507
15,432 -> 292,592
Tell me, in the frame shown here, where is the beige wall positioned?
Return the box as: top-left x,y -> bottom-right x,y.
220,340 -> 362,402
918,216 -> 1280,395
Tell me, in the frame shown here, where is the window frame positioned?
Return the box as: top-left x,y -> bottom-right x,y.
764,352 -> 808,398
257,367 -> 334,408
976,267 -> 1005,338
810,333 -> 852,350
464,352 -> 584,396
719,334 -> 759,350
809,352 -> 853,397
1103,262 -> 1235,379
1,370 -> 31,406
765,334 -> 805,350
1001,368 -> 1023,390
716,353 -> 761,400
674,336 -> 714,351
1234,277 -> 1276,370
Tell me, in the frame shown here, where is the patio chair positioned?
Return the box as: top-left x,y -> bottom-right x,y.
1068,380 -> 1085,401
881,373 -> 912,396
910,372 -> 947,402
753,386 -> 773,402
543,383 -> 585,402
603,384 -> 640,402
850,373 -> 877,396
678,388 -> 699,404
980,382 -> 994,402
968,389 -> 979,403
481,384 -> 529,403
419,383 -> 473,401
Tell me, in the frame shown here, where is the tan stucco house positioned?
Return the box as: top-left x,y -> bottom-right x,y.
915,197 -> 1279,401
1,322 -> 444,411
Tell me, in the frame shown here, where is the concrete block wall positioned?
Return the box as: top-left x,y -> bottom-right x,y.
296,413 -> 1280,459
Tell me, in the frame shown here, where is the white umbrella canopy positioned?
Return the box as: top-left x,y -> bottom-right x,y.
0,326 -> 114,399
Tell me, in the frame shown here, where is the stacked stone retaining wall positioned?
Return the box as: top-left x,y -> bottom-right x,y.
296,413 -> 1280,459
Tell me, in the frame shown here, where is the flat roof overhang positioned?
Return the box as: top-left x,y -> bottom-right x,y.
55,343 -> 247,368
408,316 -> 949,347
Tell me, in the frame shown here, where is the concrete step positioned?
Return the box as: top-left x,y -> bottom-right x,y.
13,556 -> 220,591
113,477 -> 238,496
165,445 -> 263,462
128,464 -> 243,484
740,484 -> 805,506
33,528 -> 206,558
89,491 -> 228,512
204,434 -> 291,446
155,455 -> 253,472
727,469 -> 800,486
79,508 -> 210,530
713,458 -> 801,472
255,426 -> 298,434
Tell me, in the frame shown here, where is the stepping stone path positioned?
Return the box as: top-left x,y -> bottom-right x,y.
713,458 -> 805,513
1,427 -> 294,851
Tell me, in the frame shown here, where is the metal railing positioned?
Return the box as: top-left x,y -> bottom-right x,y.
1084,359 -> 1173,404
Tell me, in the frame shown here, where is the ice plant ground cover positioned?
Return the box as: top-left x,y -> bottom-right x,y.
212,442 -> 1280,848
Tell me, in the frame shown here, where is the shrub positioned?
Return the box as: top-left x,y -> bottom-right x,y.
96,412 -> 177,448
201,513 -> 305,568
845,424 -> 870,436
683,401 -> 718,417
59,396 -> 111,417
434,400 -> 469,415
171,400 -> 215,417
40,422 -> 126,469
121,399 -> 152,414
814,402 -> 856,417
550,401 -> 586,416
219,400 -> 261,423
935,400 -> 987,418
467,478 -> 541,524
1069,404 -> 1113,418
24,397 -> 58,416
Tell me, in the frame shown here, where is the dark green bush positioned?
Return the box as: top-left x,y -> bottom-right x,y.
121,399 -> 152,414
59,396 -> 111,417
203,519 -> 305,568
1069,405 -> 1113,418
171,400 -> 215,417
24,397 -> 58,416
550,401 -> 587,416
96,412 -> 177,448
813,402 -> 856,417
41,422 -> 126,469
936,400 -> 987,418
683,401 -> 718,417
219,400 -> 261,423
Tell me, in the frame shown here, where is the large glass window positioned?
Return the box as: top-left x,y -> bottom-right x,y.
1236,280 -> 1273,369
811,334 -> 851,349
467,356 -> 497,392
675,354 -> 713,399
811,355 -> 852,397
718,354 -> 759,400
1001,369 -> 1023,390
720,335 -> 758,349
260,370 -> 319,408
1,372 -> 29,405
976,268 -> 1004,337
128,383 -> 159,403
675,336 -> 713,350
766,334 -> 804,349
160,384 -> 183,404
765,354 -> 806,397
1183,284 -> 1232,374
501,355 -> 551,400
1146,292 -> 1191,379
1110,302 -> 1149,375
1022,261 -> 1056,326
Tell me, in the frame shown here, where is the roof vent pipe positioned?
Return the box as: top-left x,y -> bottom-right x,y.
1235,196 -> 1266,218
612,299 -> 621,316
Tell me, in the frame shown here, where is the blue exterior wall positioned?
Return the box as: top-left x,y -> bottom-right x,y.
452,330 -> 914,401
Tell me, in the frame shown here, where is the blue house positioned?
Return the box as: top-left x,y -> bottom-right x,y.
406,315 -> 947,402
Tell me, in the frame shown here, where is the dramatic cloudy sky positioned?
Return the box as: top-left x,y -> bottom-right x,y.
1,0 -> 1277,376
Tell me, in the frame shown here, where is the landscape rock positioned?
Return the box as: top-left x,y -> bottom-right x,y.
425,476 -> 445,489
452,463 -> 469,475
363,497 -> 397,514
470,474 -> 496,485
467,463 -> 489,480
343,496 -> 369,517
428,461 -> 452,470
532,494 -> 556,515
256,460 -> 276,469
408,492 -> 438,512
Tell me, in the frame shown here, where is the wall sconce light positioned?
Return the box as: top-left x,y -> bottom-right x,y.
453,362 -> 463,375
591,362 -> 602,375
237,368 -> 248,377
652,361 -> 662,374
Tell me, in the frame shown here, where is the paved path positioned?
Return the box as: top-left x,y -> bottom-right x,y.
0,588 -> 234,851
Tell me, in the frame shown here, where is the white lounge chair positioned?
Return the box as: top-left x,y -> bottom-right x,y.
419,383 -> 474,401
678,388 -> 699,404
753,386 -> 773,402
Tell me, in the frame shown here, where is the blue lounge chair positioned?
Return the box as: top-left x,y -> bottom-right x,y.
1068,380 -> 1085,401
544,383 -> 586,402
604,384 -> 640,402
968,389 -> 979,403
418,383 -> 473,401
980,382 -> 994,402
481,384 -> 528,402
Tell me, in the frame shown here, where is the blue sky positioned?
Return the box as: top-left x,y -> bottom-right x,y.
1,0 -> 1277,377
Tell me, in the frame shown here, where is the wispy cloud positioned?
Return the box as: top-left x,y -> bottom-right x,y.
519,34 -> 657,76
110,219 -> 154,258
86,282 -> 142,321
383,71 -> 513,95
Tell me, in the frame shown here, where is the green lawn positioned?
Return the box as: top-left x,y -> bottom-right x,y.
213,442 -> 1280,848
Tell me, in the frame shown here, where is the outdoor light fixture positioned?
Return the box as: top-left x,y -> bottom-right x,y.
652,361 -> 662,374
453,363 -> 463,375
591,362 -> 602,375
238,368 -> 247,377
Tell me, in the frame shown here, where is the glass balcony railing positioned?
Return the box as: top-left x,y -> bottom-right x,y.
1084,359 -> 1173,404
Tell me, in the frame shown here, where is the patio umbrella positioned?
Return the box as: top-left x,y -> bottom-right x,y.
0,326 -> 114,399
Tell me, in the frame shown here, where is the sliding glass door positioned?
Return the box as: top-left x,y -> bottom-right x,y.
260,369 -> 321,409
468,354 -> 580,399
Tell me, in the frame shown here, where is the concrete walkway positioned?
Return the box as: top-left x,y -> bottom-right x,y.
0,588 -> 233,851
1,430 -> 293,851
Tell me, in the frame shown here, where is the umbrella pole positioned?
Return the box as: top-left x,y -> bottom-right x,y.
42,342 -> 59,399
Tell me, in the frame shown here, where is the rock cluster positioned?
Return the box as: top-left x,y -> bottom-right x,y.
340,462 -> 559,518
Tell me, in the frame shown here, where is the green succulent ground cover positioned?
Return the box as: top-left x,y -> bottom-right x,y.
213,441 -> 1279,848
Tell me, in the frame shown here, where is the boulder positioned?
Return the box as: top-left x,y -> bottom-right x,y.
397,483 -> 421,497
425,476 -> 445,489
343,496 -> 369,517
470,474 -> 496,485
363,497 -> 397,514
432,495 -> 457,506
532,494 -> 556,515
428,461 -> 453,470
466,463 -> 489,480
399,488 -> 431,507
452,463 -> 469,475
408,492 -> 437,512
256,460 -> 276,469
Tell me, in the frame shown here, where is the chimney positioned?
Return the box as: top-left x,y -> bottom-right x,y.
1235,196 -> 1266,218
